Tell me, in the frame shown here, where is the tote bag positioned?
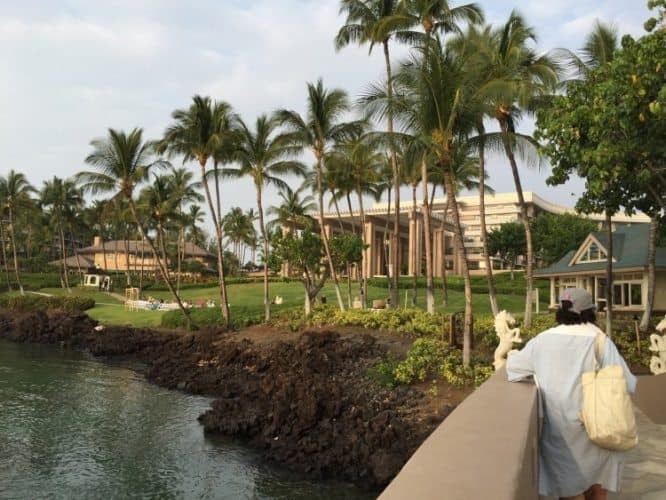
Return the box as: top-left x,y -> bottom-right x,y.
579,333 -> 638,451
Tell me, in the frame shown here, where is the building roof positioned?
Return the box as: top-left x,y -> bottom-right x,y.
536,224 -> 666,276
48,254 -> 95,269
79,240 -> 213,258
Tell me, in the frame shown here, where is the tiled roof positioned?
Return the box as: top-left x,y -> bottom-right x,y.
535,223 -> 664,276
79,240 -> 213,258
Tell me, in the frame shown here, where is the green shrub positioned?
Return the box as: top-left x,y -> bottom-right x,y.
440,350 -> 494,387
367,355 -> 400,388
0,294 -> 95,313
394,338 -> 448,384
160,305 -> 263,330
310,306 -> 446,338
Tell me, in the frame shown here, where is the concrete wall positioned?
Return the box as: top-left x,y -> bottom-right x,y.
379,369 -> 539,500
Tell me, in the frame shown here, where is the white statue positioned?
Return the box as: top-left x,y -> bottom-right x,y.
649,316 -> 666,375
493,310 -> 522,371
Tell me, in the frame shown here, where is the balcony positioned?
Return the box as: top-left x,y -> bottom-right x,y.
379,371 -> 666,500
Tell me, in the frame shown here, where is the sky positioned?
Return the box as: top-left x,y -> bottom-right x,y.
0,0 -> 654,231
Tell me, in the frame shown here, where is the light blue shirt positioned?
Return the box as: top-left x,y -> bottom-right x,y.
506,322 -> 637,497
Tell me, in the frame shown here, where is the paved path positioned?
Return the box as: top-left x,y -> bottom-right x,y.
609,407 -> 666,499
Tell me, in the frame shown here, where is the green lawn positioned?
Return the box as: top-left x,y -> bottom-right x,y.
38,278 -> 549,327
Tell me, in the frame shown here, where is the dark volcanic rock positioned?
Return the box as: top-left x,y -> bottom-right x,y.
0,310 -> 442,489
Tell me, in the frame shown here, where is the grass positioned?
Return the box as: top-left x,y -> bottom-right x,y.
35,277 -> 550,327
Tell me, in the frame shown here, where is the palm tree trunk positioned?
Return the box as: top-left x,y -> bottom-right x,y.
102,235 -> 108,272
499,124 -> 533,327
347,193 -> 362,304
443,163 -> 473,366
383,39 -> 400,309
176,225 -> 183,294
128,200 -> 192,329
315,156 -> 345,311
59,222 -> 71,292
8,205 -> 23,294
421,157 -> 435,314
199,159 -> 230,327
605,211 -> 613,337
384,178 -> 392,296
356,186 -> 368,308
440,198 -> 450,307
640,217 -> 657,331
256,187 -> 271,321
411,183 -> 418,307
332,191 -> 352,308
0,224 -> 12,291
71,231 -> 83,286
478,139 -> 499,316
124,235 -> 131,286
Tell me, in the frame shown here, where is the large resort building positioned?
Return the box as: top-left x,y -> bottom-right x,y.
315,191 -> 650,278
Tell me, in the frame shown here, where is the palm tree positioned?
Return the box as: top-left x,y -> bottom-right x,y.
472,12 -> 560,328
393,36 -> 482,364
158,95 -> 237,327
167,166 -> 203,293
184,205 -> 207,246
40,177 -> 83,291
0,170 -> 35,294
277,79 -> 365,311
336,0 -> 410,307
76,128 -> 192,328
329,136 -> 382,308
224,114 -> 306,320
266,184 -> 317,234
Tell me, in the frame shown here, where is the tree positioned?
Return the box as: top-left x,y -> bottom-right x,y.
40,176 -> 83,291
531,213 -> 597,267
268,227 -> 329,316
225,114 -> 307,320
487,222 -> 526,280
77,128 -> 193,328
266,184 -> 317,235
159,95 -> 237,328
471,11 -> 560,328
0,170 -> 36,294
277,79 -> 365,311
537,16 -> 665,332
336,0 -> 407,308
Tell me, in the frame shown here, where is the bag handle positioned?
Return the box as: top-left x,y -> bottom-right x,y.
593,332 -> 606,371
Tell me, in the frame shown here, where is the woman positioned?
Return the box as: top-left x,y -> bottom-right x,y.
506,288 -> 636,500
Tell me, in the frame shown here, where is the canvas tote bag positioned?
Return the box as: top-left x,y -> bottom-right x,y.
580,332 -> 638,451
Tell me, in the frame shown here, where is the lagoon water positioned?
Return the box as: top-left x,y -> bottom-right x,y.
0,340 -> 374,500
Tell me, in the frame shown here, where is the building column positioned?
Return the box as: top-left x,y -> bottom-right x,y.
363,221 -> 375,278
433,229 -> 444,278
550,277 -> 556,307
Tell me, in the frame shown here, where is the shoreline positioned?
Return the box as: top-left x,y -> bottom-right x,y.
0,309 -> 456,489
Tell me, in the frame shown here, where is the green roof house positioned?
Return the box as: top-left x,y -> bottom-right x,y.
535,224 -> 665,313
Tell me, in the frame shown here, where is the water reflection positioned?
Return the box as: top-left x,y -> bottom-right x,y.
0,340 -> 374,499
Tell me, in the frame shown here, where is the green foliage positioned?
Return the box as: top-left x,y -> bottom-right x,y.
367,355 -> 400,388
329,233 -> 365,271
394,338 -> 447,384
487,223 -> 526,273
531,213 -> 597,266
310,306 -> 446,337
537,25 -> 666,218
440,350 -> 495,387
0,294 -> 95,313
160,305 -> 262,330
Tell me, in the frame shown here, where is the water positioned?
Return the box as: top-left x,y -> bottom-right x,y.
0,340 -> 375,500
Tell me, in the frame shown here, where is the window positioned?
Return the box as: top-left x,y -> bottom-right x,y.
612,282 -> 643,307
576,241 -> 607,264
468,261 -> 480,270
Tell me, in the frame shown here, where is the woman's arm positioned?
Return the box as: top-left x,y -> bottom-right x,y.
506,338 -> 537,382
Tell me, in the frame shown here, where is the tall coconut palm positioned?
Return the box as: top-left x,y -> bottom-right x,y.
277,79 -> 365,311
158,95 -> 237,327
266,184 -> 317,234
76,128 -> 192,328
40,177 -> 83,291
328,136 -> 382,307
167,166 -> 203,293
224,114 -> 306,320
336,0 -> 412,307
184,205 -> 207,247
393,36 -> 482,364
0,170 -> 35,294
472,11 -> 560,328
